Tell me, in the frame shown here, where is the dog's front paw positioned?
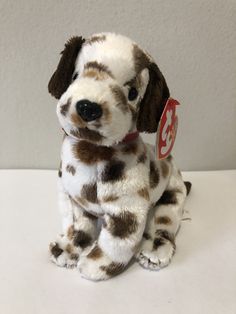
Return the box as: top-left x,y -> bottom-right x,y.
77,243 -> 125,281
136,233 -> 176,270
49,238 -> 79,268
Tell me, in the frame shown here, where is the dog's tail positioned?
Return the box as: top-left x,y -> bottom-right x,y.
184,181 -> 192,196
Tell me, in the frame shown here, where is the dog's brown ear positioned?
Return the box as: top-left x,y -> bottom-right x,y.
48,36 -> 85,99
136,62 -> 170,133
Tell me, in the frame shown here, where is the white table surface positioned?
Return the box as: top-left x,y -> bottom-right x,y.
0,170 -> 235,314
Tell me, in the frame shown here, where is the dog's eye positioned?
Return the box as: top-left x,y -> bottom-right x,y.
128,87 -> 138,101
72,72 -> 78,81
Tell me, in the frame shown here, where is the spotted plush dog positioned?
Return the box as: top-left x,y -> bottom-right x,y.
48,32 -> 191,281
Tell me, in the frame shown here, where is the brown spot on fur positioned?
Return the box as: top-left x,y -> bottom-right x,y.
100,262 -> 125,277
153,237 -> 166,249
149,161 -> 159,188
110,85 -> 128,113
70,128 -> 103,142
70,253 -> 79,260
70,112 -> 87,127
84,61 -> 113,78
73,140 -> 115,165
133,44 -> 150,74
83,210 -> 97,220
81,182 -> 98,203
73,230 -> 92,249
48,36 -> 85,99
66,164 -> 76,175
79,128 -> 103,142
60,99 -> 71,116
184,181 -> 192,196
137,187 -> 150,201
101,159 -> 125,182
160,160 -> 169,178
107,211 -> 138,239
103,195 -> 119,202
83,69 -> 109,81
154,229 -> 176,249
87,245 -> 103,260
157,189 -> 180,205
155,216 -> 172,225
121,142 -> 138,154
50,243 -> 63,258
65,244 -> 73,254
85,35 -> 106,45
137,152 -> 147,163
143,232 -> 151,240
67,225 -> 74,240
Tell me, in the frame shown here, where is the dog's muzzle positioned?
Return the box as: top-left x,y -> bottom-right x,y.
76,99 -> 103,122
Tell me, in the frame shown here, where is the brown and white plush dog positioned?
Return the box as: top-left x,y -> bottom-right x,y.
48,32 -> 191,281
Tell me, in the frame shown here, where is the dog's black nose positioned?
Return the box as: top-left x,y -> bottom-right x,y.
75,100 -> 102,122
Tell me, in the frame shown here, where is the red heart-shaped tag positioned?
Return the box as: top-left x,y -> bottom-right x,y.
156,98 -> 180,160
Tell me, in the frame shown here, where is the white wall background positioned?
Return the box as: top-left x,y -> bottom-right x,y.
0,0 -> 235,170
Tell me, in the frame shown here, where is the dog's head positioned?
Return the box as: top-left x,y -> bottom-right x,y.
48,33 -> 169,146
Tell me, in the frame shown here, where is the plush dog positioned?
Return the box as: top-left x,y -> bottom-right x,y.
48,32 -> 191,281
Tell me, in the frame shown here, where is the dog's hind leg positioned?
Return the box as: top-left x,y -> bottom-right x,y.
136,164 -> 191,270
